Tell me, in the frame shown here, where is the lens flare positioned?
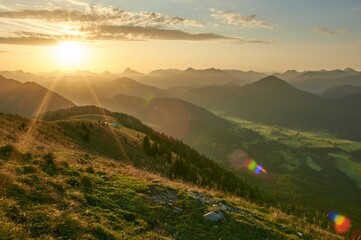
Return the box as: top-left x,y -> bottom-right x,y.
328,212 -> 351,234
247,160 -> 267,174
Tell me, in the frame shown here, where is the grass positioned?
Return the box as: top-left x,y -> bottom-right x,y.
226,116 -> 361,152
0,113 -> 344,239
0,146 -> 341,240
330,152 -> 361,188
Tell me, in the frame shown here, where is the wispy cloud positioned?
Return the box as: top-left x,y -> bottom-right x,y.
0,8 -> 204,27
0,37 -> 58,46
0,3 -> 270,45
352,6 -> 361,11
210,8 -> 273,29
81,25 -> 270,44
312,27 -> 336,34
312,27 -> 348,35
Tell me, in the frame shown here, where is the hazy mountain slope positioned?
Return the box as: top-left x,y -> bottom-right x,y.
0,113 -> 340,239
291,74 -> 361,93
337,92 -> 361,109
117,68 -> 145,79
99,94 -> 234,139
274,70 -> 302,81
293,70 -> 356,81
139,68 -> 245,88
223,70 -> 267,83
38,76 -> 172,105
0,70 -> 48,83
183,76 -> 361,139
321,85 -> 361,99
0,75 -> 75,117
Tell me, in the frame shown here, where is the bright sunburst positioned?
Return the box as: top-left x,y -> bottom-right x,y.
54,41 -> 87,69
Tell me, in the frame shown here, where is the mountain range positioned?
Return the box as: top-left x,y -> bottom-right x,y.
0,76 -> 74,117
182,75 -> 361,140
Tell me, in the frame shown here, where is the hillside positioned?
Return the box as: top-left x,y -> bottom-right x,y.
0,110 -> 343,239
0,75 -> 75,117
183,76 -> 361,140
322,85 -> 361,99
337,92 -> 361,109
99,94 -> 233,139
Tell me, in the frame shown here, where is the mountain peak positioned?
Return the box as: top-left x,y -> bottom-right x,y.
344,67 -> 357,73
284,69 -> 299,74
246,75 -> 295,90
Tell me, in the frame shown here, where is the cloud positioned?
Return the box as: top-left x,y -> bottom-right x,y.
62,0 -> 88,7
0,4 -> 271,45
210,8 -> 273,29
352,6 -> 361,11
81,25 -> 270,44
312,27 -> 348,35
0,37 -> 58,46
312,27 -> 336,34
0,8 -> 203,27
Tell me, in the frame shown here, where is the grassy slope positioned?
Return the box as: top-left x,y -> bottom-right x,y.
0,113 -> 341,240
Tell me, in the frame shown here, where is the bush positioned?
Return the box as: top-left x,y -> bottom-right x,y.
42,153 -> 57,176
0,145 -> 15,160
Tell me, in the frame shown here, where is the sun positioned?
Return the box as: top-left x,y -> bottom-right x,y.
53,41 -> 87,69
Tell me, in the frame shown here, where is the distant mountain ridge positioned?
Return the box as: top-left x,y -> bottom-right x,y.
37,76 -> 172,105
0,75 -> 75,117
117,68 -> 145,79
138,68 -> 247,88
321,85 -> 361,99
291,69 -> 361,93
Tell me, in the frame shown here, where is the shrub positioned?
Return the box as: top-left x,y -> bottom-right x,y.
0,145 -> 15,160
42,153 -> 57,176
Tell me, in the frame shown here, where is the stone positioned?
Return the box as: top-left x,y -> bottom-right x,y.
204,211 -> 224,222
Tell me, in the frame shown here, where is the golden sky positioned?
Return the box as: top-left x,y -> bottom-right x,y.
0,0 -> 360,73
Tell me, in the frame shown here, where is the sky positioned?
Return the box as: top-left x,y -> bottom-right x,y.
0,0 -> 360,73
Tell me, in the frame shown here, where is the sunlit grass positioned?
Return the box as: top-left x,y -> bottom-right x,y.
225,116 -> 361,152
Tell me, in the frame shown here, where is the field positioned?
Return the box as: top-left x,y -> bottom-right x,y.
226,117 -> 361,152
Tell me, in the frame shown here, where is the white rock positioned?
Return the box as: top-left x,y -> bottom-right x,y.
204,211 -> 224,222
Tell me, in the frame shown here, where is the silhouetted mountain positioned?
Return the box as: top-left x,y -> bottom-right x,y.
321,85 -> 361,99
0,75 -> 75,117
183,75 -> 361,139
139,68 -> 245,88
117,68 -> 145,79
